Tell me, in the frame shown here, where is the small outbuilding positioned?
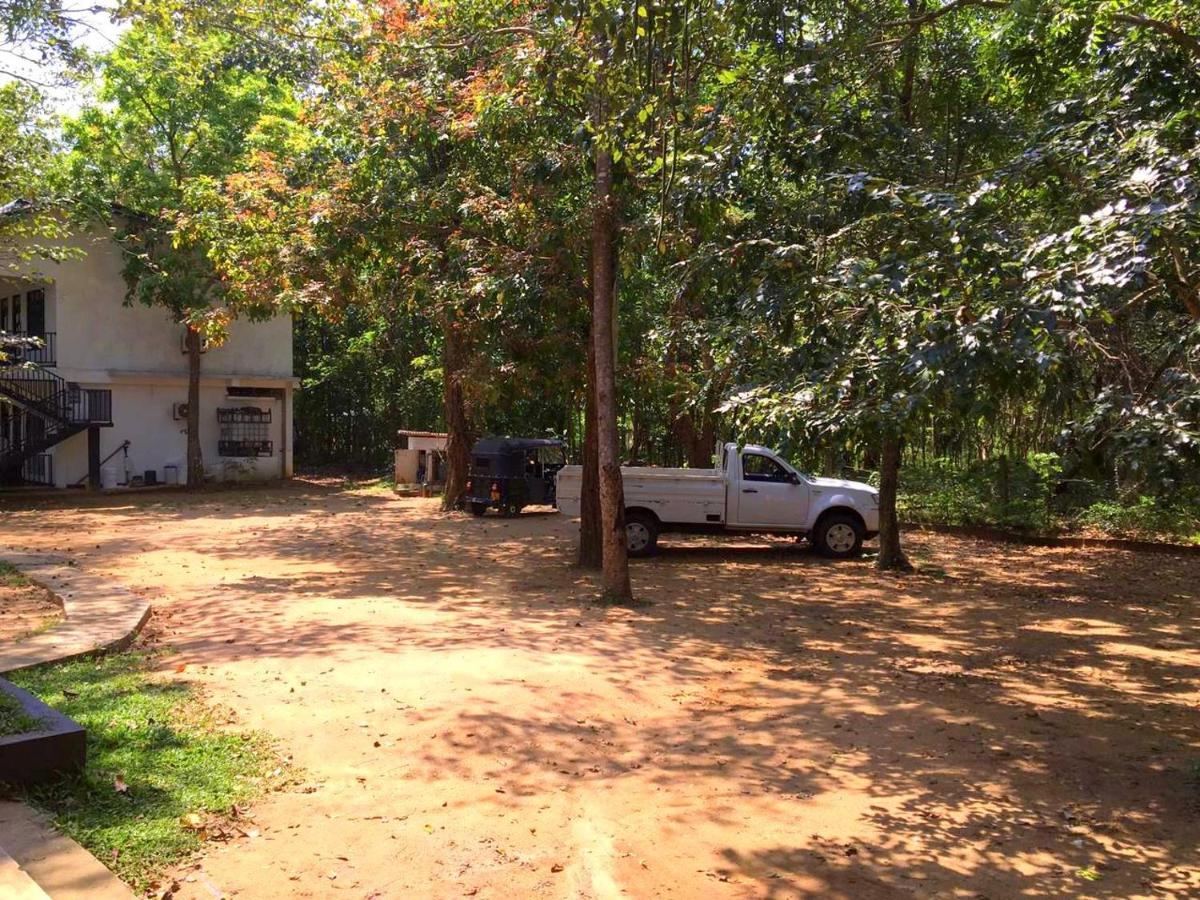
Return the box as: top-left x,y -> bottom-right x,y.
394,430 -> 447,488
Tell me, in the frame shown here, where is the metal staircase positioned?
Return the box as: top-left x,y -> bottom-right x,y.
0,354 -> 112,486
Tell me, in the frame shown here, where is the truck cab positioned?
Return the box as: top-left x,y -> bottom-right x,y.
726,443 -> 813,529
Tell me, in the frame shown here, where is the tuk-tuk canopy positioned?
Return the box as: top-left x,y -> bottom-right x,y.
470,438 -> 566,480
472,437 -> 564,456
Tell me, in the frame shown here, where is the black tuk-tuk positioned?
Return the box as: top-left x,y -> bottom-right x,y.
462,438 -> 567,516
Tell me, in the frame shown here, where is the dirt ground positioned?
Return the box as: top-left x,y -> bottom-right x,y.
0,566 -> 62,643
2,480 -> 1198,899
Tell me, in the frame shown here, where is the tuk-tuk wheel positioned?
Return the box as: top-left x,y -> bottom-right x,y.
502,503 -> 521,518
469,502 -> 489,517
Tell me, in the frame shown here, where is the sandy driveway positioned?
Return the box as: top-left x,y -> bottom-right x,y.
2,481 -> 1198,899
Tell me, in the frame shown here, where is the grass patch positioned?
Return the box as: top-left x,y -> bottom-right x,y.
7,652 -> 282,891
0,690 -> 45,736
352,473 -> 398,494
0,560 -> 28,587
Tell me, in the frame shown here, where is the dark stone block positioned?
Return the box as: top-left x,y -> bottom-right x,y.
0,677 -> 86,787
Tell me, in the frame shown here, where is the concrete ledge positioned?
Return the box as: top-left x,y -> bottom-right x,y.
0,678 -> 86,787
0,802 -> 135,900
0,843 -> 49,900
0,551 -> 152,675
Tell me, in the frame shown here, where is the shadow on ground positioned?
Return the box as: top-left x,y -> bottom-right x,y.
2,481 -> 1198,897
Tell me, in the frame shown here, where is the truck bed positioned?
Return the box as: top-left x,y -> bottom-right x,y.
555,465 -> 726,525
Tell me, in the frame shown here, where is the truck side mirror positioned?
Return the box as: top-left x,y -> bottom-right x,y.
789,472 -> 801,485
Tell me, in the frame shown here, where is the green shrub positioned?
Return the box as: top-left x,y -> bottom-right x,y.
1076,496 -> 1200,542
899,454 -> 1060,531
897,455 -> 1199,543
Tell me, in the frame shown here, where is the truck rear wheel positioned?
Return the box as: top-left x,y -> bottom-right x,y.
814,512 -> 864,559
625,512 -> 659,558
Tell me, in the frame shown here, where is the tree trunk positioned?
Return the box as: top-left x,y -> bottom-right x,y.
591,140 -> 632,602
184,325 -> 204,488
876,431 -> 912,572
579,327 -> 603,569
692,409 -> 716,468
824,443 -> 840,478
441,316 -> 471,511
898,0 -> 923,126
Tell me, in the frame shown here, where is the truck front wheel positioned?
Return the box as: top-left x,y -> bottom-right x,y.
625,512 -> 659,558
814,512 -> 864,559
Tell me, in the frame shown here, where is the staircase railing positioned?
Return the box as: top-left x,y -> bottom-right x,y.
2,332 -> 56,366
20,453 -> 53,486
0,418 -> 84,478
0,363 -> 112,426
0,348 -> 114,485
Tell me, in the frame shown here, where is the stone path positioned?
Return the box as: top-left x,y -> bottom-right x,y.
0,550 -> 151,674
0,551 -> 149,899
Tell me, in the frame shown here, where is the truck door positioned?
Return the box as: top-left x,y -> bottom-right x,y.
734,451 -> 810,528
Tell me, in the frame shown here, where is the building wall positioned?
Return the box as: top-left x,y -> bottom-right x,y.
1,222 -> 296,487
394,449 -> 421,484
50,381 -> 291,487
0,227 -> 293,381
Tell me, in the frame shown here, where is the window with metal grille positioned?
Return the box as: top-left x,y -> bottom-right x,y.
217,407 -> 273,457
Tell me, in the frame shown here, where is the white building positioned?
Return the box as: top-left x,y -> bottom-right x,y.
0,224 -> 295,488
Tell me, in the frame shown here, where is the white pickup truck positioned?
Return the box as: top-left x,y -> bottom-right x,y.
555,443 -> 880,558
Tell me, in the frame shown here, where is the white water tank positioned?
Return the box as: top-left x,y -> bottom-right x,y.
101,465 -> 120,489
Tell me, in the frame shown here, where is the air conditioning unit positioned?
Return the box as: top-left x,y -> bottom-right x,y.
172,402 -> 190,420
179,330 -> 211,354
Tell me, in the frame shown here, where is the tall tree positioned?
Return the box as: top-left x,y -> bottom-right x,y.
192,0 -> 594,508
60,17 -> 301,486
587,14 -> 631,599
